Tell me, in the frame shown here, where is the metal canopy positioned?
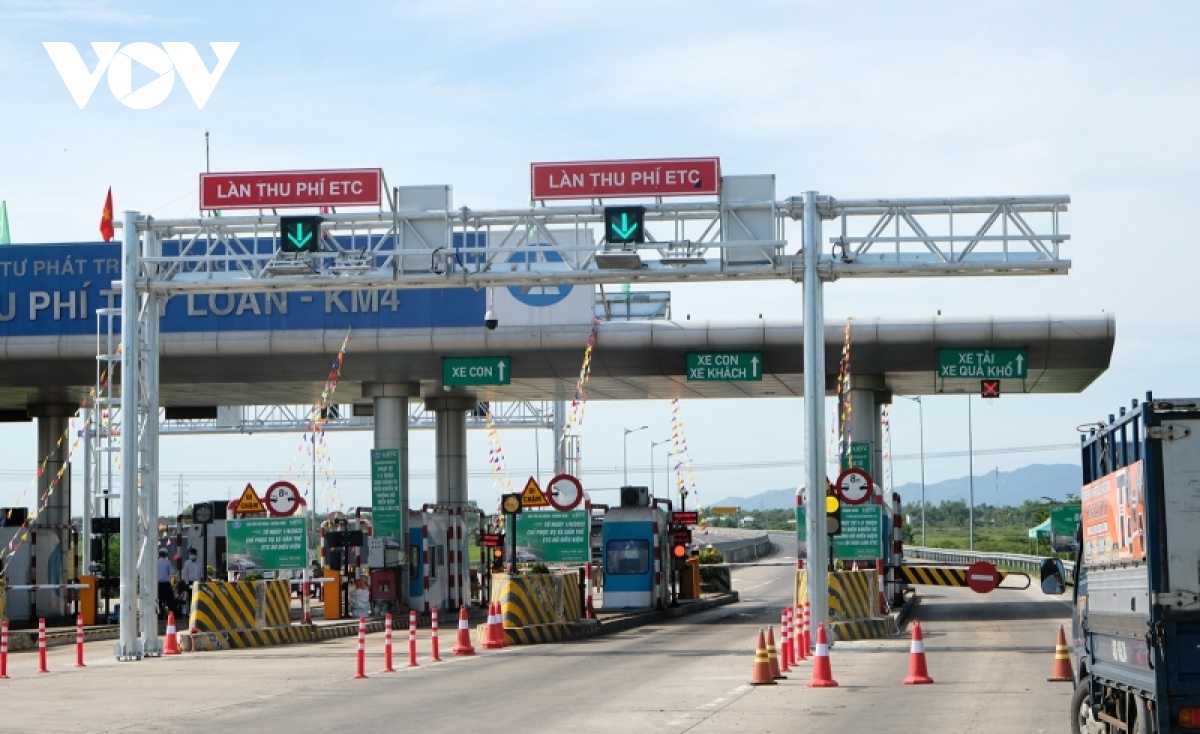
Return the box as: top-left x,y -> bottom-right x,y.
103,188 -> 1074,661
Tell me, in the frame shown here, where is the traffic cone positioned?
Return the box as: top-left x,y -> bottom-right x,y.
163,612 -> 181,656
1048,625 -> 1073,682
483,602 -> 504,650
795,604 -> 808,662
807,623 -> 838,687
750,629 -> 776,686
903,621 -> 933,684
779,609 -> 792,673
452,605 -> 475,656
765,626 -> 785,679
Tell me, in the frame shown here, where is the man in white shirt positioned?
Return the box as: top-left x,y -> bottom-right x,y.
182,548 -> 204,584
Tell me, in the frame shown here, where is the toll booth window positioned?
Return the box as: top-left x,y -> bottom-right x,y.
606,539 -> 650,575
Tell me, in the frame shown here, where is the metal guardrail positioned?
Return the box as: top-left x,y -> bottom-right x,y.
707,534 -> 774,563
906,546 -> 1074,577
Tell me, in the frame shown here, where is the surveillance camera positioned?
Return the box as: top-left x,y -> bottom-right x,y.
484,308 -> 498,331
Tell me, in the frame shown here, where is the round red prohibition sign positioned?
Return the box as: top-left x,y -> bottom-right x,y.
835,467 -> 874,506
265,481 -> 302,517
966,560 -> 1001,594
545,473 -> 584,512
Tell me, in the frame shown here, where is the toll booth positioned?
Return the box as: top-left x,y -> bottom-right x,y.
600,505 -> 670,610
407,506 -> 474,615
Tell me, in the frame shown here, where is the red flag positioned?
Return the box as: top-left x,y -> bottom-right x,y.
99,187 -> 114,242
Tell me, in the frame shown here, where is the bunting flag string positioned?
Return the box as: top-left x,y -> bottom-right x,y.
668,397 -> 701,512
836,318 -> 853,468
282,327 -> 352,515
881,405 -> 892,493
484,406 -> 514,512
555,319 -> 600,472
1,368 -> 111,574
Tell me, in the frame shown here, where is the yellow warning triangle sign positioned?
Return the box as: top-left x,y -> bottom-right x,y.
235,483 -> 266,514
520,477 -> 549,508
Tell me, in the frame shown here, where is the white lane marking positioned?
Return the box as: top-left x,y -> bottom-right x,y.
739,581 -> 774,592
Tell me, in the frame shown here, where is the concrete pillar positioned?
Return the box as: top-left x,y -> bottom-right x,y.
841,375 -> 886,485
424,393 -> 476,508
363,381 -> 420,606
552,400 -> 567,475
29,403 -> 76,619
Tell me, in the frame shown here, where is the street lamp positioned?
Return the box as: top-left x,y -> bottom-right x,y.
650,438 -> 671,498
904,396 -> 927,546
623,425 -> 648,485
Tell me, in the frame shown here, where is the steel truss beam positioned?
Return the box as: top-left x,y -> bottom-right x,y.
109,191 -> 1071,660
156,402 -> 555,435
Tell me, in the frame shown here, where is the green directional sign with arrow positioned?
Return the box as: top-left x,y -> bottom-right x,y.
604,206 -> 646,245
279,216 -> 323,253
443,356 -> 512,386
686,352 -> 763,382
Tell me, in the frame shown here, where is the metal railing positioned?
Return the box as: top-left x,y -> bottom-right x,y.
906,545 -> 1074,577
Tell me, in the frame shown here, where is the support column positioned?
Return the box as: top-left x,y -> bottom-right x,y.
842,375 -> 887,485
29,404 -> 75,619
552,400 -> 567,475
802,191 -> 829,644
424,393 -> 476,508
139,224 -> 163,655
363,381 -> 420,608
117,210 -> 142,660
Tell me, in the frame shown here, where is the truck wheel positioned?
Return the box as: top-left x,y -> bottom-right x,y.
1071,679 -> 1108,734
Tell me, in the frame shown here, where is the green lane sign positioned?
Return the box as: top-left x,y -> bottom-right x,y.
1050,504 -> 1081,553
604,206 -> 645,244
515,510 -> 590,563
227,517 -> 308,570
687,352 -> 763,381
938,348 -> 1028,379
279,215 -> 322,253
840,441 -> 872,474
371,448 -> 402,541
443,356 -> 511,386
832,504 -> 885,560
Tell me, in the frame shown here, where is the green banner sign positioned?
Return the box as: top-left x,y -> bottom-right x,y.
840,441 -> 872,474
443,356 -> 511,386
938,348 -> 1028,379
686,352 -> 763,381
371,448 -> 402,541
832,505 -> 885,560
1050,504 -> 1081,553
227,517 -> 308,571
515,510 -> 590,563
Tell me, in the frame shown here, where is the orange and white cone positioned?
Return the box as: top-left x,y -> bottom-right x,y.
807,622 -> 838,687
163,611 -> 181,656
1048,625 -> 1073,682
903,621 -> 933,684
750,629 -> 777,686
483,602 -> 504,650
780,609 -> 792,673
452,604 -> 475,656
795,604 -> 808,662
765,625 -> 786,679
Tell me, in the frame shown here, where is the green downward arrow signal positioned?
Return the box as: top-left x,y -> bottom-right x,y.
287,223 -> 313,249
611,213 -> 639,240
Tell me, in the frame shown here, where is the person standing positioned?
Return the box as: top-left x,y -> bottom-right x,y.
156,548 -> 174,617
181,547 -> 204,612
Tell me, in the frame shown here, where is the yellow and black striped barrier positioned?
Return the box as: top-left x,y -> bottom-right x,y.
183,578 -> 303,650
795,569 -> 895,641
484,571 -> 598,645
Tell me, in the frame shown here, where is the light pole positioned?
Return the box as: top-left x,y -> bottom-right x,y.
968,394 -> 975,551
904,396 -> 927,546
650,439 -> 671,498
623,425 -> 647,486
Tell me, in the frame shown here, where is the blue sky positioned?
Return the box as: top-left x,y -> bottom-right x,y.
2,1 -> 1200,512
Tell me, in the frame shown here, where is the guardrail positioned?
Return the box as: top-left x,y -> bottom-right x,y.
906,546 -> 1074,577
707,534 -> 774,563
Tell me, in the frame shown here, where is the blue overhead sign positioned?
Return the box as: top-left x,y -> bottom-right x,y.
0,240 -> 484,336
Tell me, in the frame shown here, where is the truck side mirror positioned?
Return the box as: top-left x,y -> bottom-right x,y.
1039,558 -> 1067,595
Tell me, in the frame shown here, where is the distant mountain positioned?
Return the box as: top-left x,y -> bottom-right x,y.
706,463 -> 1082,511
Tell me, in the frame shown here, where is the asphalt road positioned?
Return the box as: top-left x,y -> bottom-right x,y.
1,537 -> 1075,733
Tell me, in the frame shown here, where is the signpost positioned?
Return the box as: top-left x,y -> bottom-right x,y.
831,505 -> 885,560
226,517 -> 308,570
531,157 -> 721,200
545,473 -> 584,512
234,484 -> 266,515
1050,504 -> 1082,553
371,449 -> 402,541
686,352 -> 763,381
443,356 -> 512,386
835,468 -> 873,506
672,511 -> 699,526
938,349 -> 1028,379
520,477 -> 549,508
840,441 -> 872,474
199,168 -> 383,210
514,510 -> 590,563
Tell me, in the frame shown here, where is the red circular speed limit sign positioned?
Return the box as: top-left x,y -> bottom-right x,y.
966,560 -> 1001,594
834,467 -> 874,506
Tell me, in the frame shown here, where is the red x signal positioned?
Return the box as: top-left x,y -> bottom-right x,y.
981,379 -> 1001,398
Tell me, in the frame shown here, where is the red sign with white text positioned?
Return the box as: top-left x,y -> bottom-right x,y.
530,157 -> 721,200
200,168 -> 383,210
